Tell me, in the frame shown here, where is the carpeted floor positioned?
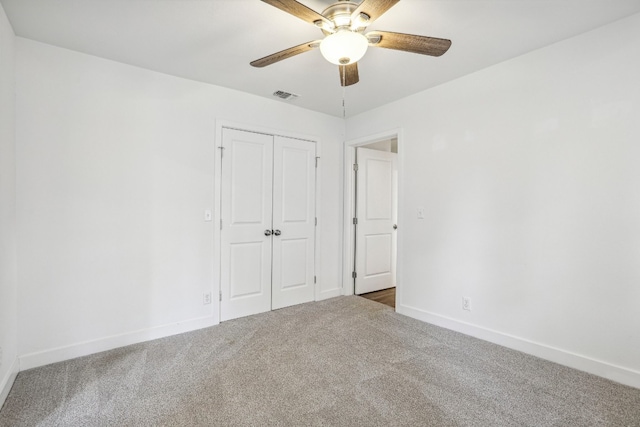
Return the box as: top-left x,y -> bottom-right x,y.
1,296 -> 639,426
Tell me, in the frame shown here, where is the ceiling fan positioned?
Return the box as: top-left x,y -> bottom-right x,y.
250,0 -> 452,87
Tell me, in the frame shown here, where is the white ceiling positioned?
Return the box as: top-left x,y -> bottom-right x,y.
2,0 -> 640,118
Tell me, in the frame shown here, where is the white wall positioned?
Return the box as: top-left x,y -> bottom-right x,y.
0,1 -> 18,405
347,13 -> 640,388
15,38 -> 345,368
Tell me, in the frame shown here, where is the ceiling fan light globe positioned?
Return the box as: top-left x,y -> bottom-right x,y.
320,30 -> 368,66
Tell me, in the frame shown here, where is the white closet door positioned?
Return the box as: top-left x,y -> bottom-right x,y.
220,129 -> 273,321
271,136 -> 316,310
355,147 -> 397,295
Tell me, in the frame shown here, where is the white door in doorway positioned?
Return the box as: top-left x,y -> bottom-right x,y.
220,129 -> 316,321
355,147 -> 397,295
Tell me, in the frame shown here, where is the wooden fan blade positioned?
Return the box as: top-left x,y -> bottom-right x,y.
367,31 -> 452,56
351,0 -> 400,24
261,0 -> 331,27
339,63 -> 359,87
250,41 -> 319,68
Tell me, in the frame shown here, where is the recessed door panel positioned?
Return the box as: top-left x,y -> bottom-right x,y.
278,238 -> 308,290
280,146 -> 310,223
229,242 -> 266,298
365,234 -> 392,277
366,159 -> 393,220
230,140 -> 268,225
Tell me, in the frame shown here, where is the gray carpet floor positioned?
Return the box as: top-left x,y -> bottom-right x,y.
1,296 -> 639,426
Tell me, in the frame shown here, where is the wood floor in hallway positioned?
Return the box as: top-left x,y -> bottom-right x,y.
359,287 -> 395,308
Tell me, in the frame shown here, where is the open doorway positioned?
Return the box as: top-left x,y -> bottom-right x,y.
343,130 -> 401,309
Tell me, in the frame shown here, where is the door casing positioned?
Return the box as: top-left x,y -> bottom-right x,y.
342,129 -> 404,304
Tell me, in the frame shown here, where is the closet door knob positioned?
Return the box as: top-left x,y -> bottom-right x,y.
264,229 -> 272,236
274,229 -> 281,236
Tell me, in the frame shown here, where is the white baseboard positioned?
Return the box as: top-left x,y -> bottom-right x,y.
398,303 -> 640,390
0,357 -> 19,409
19,315 -> 217,371
319,288 -> 342,300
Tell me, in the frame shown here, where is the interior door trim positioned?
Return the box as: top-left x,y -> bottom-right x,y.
342,128 -> 404,302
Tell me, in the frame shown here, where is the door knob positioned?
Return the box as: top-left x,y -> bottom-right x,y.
393,224 -> 397,230
274,229 -> 281,236
264,229 -> 272,236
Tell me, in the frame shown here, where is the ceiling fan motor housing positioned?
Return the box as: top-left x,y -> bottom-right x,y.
320,1 -> 363,35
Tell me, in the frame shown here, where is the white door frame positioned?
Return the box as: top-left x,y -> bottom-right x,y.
214,120 -> 322,323
342,128 -> 403,301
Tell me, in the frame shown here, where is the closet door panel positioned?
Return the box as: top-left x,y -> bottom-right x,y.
271,136 -> 316,310
220,129 -> 273,321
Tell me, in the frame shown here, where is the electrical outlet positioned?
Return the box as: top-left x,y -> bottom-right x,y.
462,297 -> 471,311
203,292 -> 212,305
417,207 -> 425,219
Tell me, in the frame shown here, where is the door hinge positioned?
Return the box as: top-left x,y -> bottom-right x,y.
315,156 -> 320,168
353,163 -> 359,171
315,217 -> 318,226
219,290 -> 222,302
220,219 -> 223,230
352,271 -> 357,279
218,146 -> 225,158
353,217 -> 358,225
314,275 -> 317,284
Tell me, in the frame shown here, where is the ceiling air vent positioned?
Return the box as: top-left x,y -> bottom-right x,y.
272,90 -> 299,101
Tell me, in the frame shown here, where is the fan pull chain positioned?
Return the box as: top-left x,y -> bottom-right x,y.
342,65 -> 347,118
